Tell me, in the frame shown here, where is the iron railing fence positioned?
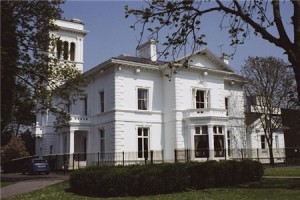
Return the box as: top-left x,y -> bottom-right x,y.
42,147 -> 300,172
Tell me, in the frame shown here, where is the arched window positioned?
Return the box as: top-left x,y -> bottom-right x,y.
56,40 -> 62,59
63,41 -> 69,60
70,42 -> 75,61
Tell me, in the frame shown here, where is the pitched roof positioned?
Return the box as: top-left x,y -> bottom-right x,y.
170,48 -> 235,73
113,54 -> 166,65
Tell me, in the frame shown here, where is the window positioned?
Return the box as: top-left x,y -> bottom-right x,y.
99,130 -> 105,159
194,126 -> 209,158
99,91 -> 104,113
138,88 -> 148,110
57,40 -> 62,59
65,103 -> 71,113
275,135 -> 279,149
70,42 -> 75,61
195,89 -> 209,109
261,135 -> 266,149
81,96 -> 88,115
138,127 -> 149,158
214,126 -> 224,157
225,97 -> 229,116
227,130 -> 231,156
63,41 -> 69,60
50,145 -> 53,154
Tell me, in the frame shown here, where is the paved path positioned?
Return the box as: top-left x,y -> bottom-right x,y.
1,173 -> 69,199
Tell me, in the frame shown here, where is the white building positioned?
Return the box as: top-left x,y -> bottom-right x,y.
245,99 -> 286,163
35,19 -> 248,166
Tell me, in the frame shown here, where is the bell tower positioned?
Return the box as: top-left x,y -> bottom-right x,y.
50,18 -> 89,73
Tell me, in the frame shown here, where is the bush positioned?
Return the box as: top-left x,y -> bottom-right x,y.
69,160 -> 263,197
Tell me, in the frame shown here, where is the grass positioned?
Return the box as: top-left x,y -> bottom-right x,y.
264,166 -> 300,176
4,178 -> 300,200
1,182 -> 15,187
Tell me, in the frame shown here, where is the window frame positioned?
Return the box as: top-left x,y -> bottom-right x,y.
137,127 -> 150,159
70,42 -> 75,61
261,135 -> 266,149
225,97 -> 229,116
99,129 -> 105,159
137,88 -> 149,111
99,91 -> 105,113
213,126 -> 225,157
193,88 -> 210,109
194,126 -> 209,158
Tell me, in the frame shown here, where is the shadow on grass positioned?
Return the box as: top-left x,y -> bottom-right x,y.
239,178 -> 300,190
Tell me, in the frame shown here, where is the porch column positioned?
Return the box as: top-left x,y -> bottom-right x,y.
69,130 -> 75,154
208,125 -> 214,160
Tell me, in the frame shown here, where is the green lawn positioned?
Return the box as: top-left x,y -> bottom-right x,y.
4,178 -> 300,200
0,182 -> 15,187
264,166 -> 300,176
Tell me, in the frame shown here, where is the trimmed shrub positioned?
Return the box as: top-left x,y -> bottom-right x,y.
69,160 -> 263,197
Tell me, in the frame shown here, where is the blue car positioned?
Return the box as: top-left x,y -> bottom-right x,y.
22,159 -> 50,175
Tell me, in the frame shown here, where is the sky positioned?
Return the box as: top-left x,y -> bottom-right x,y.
61,1 -> 293,74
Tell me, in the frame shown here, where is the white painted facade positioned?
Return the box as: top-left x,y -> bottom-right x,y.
246,115 -> 286,163
35,18 -> 248,164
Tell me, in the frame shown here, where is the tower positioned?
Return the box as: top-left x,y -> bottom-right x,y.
50,18 -> 89,73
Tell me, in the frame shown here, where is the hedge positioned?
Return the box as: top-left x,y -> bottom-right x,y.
69,160 -> 263,197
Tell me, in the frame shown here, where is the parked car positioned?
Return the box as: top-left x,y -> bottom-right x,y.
22,159 -> 50,175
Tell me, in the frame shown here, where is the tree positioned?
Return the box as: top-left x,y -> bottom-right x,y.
1,137 -> 29,164
125,1 -> 300,105
1,1 -> 87,135
242,56 -> 296,166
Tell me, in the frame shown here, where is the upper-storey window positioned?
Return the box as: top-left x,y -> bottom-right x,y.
63,41 -> 69,60
138,88 -> 148,110
56,40 -> 62,59
99,91 -> 104,113
195,89 -> 210,109
81,95 -> 88,116
225,97 -> 229,116
70,42 -> 75,61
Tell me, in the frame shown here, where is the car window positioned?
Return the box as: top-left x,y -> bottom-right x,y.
33,159 -> 47,163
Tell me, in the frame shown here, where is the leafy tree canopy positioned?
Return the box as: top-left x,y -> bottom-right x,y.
125,1 -> 300,105
1,0 -> 87,135
242,56 -> 297,166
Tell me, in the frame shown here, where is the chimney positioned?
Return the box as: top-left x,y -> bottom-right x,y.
136,39 -> 157,62
221,53 -> 229,65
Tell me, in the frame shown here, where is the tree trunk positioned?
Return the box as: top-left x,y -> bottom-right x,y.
292,61 -> 300,107
269,146 -> 275,167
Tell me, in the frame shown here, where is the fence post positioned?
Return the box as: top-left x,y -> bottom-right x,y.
78,153 -> 80,169
72,154 -> 74,170
144,150 -> 148,165
123,151 -> 125,166
63,154 -> 66,175
97,152 -> 100,166
150,150 -> 153,164
186,149 -> 189,162
257,148 -> 260,162
174,149 -> 177,163
55,154 -> 58,174
241,149 -> 244,161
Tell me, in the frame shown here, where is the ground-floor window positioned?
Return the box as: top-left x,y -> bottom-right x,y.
194,126 -> 209,158
138,127 -> 149,158
99,129 -> 105,159
214,126 -> 224,157
261,135 -> 266,149
227,130 -> 231,157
